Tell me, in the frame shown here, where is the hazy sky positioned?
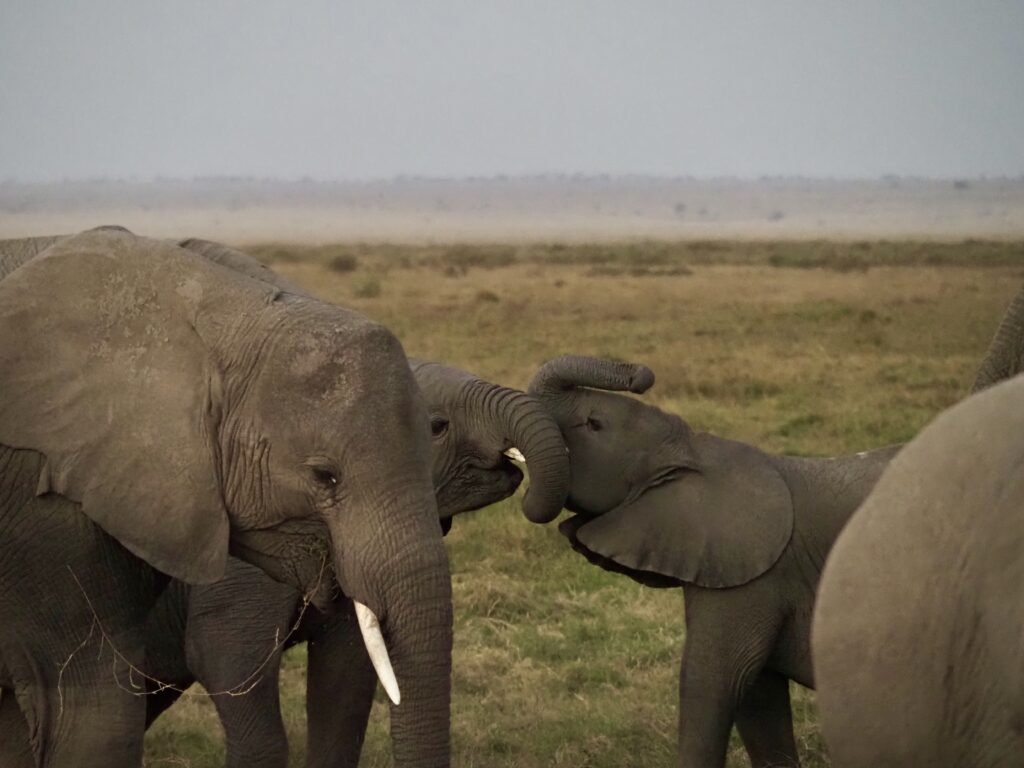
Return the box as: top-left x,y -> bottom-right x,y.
2,1 -> 1022,181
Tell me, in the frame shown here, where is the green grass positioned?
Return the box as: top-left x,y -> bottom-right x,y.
146,239 -> 1023,766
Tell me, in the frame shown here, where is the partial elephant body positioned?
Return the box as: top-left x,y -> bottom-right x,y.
972,283 -> 1024,393
813,374 -> 1024,768
0,234 -> 63,279
0,446 -> 162,768
0,229 -> 455,767
531,355 -> 900,768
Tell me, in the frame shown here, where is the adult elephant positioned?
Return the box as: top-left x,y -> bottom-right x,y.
0,228 -> 461,768
528,355 -> 900,768
142,358 -> 563,768
812,373 -> 1024,767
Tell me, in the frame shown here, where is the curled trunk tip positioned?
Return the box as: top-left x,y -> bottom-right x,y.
481,383 -> 570,525
528,355 -> 655,396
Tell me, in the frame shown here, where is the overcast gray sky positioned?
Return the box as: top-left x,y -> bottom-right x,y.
2,1 -> 1022,181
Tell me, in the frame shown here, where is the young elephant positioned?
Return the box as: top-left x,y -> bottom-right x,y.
142,360 -> 564,768
528,355 -> 901,768
0,229 -> 453,767
812,373 -> 1024,768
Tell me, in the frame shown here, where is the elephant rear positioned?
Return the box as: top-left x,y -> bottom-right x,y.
813,374 -> 1024,767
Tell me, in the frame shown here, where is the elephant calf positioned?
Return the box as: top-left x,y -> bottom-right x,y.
529,355 -> 901,768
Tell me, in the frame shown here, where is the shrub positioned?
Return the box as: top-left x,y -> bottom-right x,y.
328,253 -> 359,272
353,274 -> 382,298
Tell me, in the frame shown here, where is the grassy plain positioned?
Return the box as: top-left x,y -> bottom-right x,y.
145,238 -> 1024,767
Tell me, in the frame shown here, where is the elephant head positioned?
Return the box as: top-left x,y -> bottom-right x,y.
410,359 -> 569,529
529,355 -> 794,589
176,237 -> 570,529
0,229 -> 451,766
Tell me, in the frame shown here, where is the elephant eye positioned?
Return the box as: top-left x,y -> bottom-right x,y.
311,467 -> 338,488
586,416 -> 604,432
430,416 -> 450,438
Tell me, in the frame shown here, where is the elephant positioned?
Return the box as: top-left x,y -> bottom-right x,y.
141,357 -> 563,768
527,355 -> 902,768
0,228 -> 542,768
811,372 -> 1024,767
972,282 -> 1024,393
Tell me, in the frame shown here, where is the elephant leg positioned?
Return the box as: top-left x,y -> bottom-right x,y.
677,586 -> 783,768
11,649 -> 147,768
735,670 -> 800,768
185,560 -> 302,768
0,688 -> 35,768
305,602 -> 378,768
0,494 -> 156,768
206,651 -> 289,768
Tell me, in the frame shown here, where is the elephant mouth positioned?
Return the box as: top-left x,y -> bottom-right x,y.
228,522 -> 338,608
436,459 -> 524,521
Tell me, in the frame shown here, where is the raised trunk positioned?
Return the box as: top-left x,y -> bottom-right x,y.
973,285 -> 1024,393
470,381 -> 570,524
528,354 -> 655,397
327,483 -> 452,768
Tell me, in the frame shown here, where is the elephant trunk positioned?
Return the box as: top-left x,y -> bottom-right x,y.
470,380 -> 571,524
528,355 -> 655,397
328,483 -> 452,768
972,284 -> 1024,393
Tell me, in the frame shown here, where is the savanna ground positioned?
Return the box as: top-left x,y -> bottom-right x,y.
145,238 -> 1024,767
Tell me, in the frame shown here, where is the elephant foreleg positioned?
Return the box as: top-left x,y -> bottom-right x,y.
677,587 -> 783,768
305,603 -> 378,768
0,688 -> 34,768
207,656 -> 289,768
183,560 -> 301,768
735,670 -> 800,768
677,647 -> 746,767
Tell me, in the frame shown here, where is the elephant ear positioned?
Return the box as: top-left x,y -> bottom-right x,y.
0,229 -> 231,584
572,436 -> 794,589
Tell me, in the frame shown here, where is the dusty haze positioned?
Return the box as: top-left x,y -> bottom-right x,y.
1,177 -> 1022,243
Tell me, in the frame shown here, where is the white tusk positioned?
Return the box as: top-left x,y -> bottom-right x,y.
354,601 -> 401,706
503,447 -> 526,463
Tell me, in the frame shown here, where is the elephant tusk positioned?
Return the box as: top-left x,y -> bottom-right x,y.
354,601 -> 401,706
503,447 -> 526,463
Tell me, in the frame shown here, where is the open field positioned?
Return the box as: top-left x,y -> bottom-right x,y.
2,177 -> 1024,242
145,238 -> 1024,767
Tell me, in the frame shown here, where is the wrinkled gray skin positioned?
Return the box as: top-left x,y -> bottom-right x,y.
529,356 -> 901,768
972,283 -> 1024,393
0,230 -> 454,768
813,373 -> 1024,768
177,237 -> 568,529
141,358 -> 566,768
